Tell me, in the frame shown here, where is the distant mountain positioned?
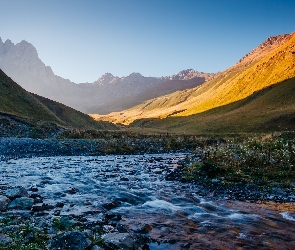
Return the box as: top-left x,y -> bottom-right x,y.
169,69 -> 215,81
0,38 -> 215,114
0,69 -> 117,137
94,32 -> 295,132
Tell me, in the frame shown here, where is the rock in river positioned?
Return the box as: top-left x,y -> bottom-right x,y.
0,195 -> 10,212
8,197 -> 34,210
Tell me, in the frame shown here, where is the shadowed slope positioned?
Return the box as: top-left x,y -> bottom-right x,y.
0,69 -> 117,131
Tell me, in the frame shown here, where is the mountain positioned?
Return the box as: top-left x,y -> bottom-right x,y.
95,32 -> 295,128
86,71 -> 210,114
0,38 -> 215,114
0,69 -> 117,137
129,76 -> 295,133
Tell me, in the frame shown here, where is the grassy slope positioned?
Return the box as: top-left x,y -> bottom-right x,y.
0,69 -> 62,123
33,94 -> 117,129
0,69 -> 117,130
96,33 -> 295,125
129,76 -> 295,134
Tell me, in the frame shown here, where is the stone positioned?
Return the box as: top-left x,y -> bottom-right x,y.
0,195 -> 10,212
132,223 -> 153,234
103,232 -> 134,250
211,178 -> 220,183
68,187 -> 77,194
8,197 -> 34,210
0,233 -> 13,244
48,231 -> 92,250
91,246 -> 104,250
5,187 -> 29,199
30,184 -> 38,192
120,177 -> 129,181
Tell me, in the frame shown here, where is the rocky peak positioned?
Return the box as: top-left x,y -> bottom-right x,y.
128,72 -> 143,77
170,69 -> 216,81
125,72 -> 144,81
238,34 -> 290,65
0,38 -> 38,60
95,72 -> 117,85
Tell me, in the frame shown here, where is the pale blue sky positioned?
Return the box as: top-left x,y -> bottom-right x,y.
0,0 -> 295,83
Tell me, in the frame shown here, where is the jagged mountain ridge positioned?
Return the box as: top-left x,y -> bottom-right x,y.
94,32 -> 295,125
0,38 -> 215,114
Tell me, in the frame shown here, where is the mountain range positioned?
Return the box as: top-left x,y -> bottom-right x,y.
0,38 -> 215,114
1,32 -> 295,135
93,32 -> 295,133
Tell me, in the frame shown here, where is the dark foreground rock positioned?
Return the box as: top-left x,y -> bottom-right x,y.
48,231 -> 92,250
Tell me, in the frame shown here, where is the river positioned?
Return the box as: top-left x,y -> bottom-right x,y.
1,153 -> 295,249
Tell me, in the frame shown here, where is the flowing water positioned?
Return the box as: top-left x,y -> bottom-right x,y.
1,154 -> 295,249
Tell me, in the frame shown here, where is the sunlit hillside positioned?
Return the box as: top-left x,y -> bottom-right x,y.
93,32 -> 295,125
129,76 -> 295,134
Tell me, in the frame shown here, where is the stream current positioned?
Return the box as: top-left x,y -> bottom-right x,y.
1,153 -> 295,249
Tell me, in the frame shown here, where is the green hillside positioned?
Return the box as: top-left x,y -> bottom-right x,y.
129,76 -> 295,134
0,69 -> 117,133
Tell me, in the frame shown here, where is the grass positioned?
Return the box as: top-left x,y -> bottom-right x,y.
183,132 -> 295,188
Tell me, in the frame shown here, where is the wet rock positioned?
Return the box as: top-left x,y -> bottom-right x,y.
5,187 -> 29,199
56,201 -> 65,208
211,178 -> 220,183
8,197 -> 34,210
103,232 -> 134,250
84,200 -> 92,205
48,231 -> 92,250
30,184 -> 38,192
103,202 -> 117,210
32,203 -> 54,212
131,223 -> 153,234
138,243 -> 150,250
53,210 -> 61,216
91,246 -> 104,250
0,233 -> 13,244
0,195 -> 10,212
120,177 -> 129,181
30,193 -> 44,203
68,187 -> 77,194
32,203 -> 45,212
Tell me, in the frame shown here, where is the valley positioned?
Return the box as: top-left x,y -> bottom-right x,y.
0,29 -> 295,250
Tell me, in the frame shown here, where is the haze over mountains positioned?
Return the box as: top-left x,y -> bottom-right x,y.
0,38 -> 215,114
94,32 -> 295,131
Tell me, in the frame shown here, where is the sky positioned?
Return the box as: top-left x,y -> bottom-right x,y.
0,0 -> 295,83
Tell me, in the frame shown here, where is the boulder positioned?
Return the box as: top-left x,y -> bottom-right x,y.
0,233 -> 13,244
8,197 -> 34,210
48,231 -> 91,250
0,195 -> 10,212
5,187 -> 29,199
103,232 -> 134,250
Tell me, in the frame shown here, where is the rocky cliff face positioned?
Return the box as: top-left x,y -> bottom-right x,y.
0,38 -> 214,114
